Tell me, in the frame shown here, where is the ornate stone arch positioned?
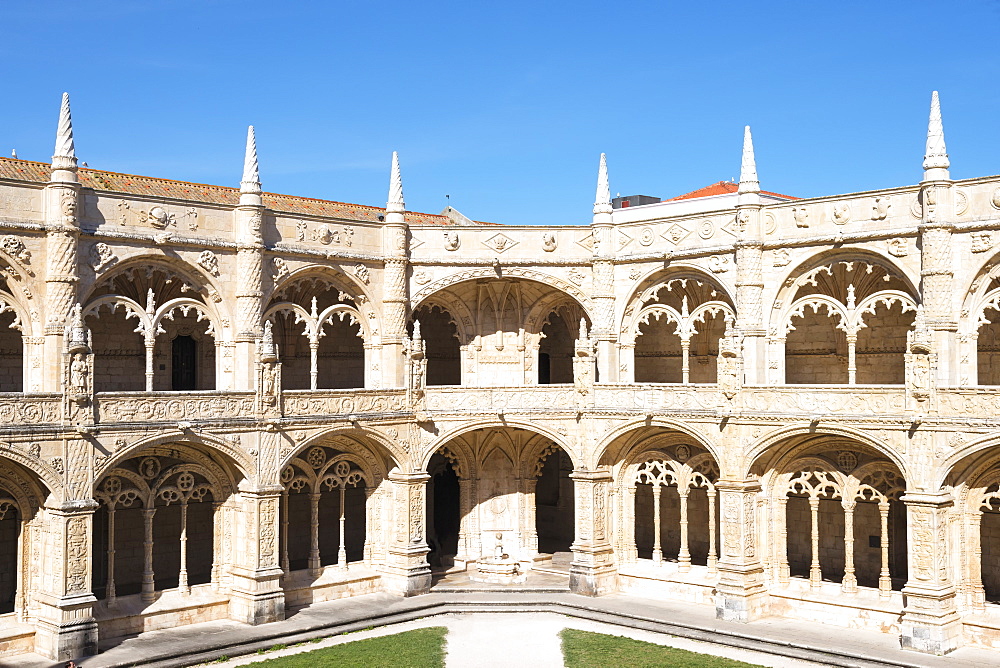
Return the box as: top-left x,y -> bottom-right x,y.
0,448 -> 62,502
268,263 -> 376,312
0,457 -> 49,517
594,418 -> 719,472
411,297 -> 470,344
277,427 -> 402,483
95,431 -> 254,493
421,419 -> 579,473
412,268 -> 595,322
767,250 -> 918,335
82,253 -> 228,321
620,264 -> 737,328
746,424 -> 908,483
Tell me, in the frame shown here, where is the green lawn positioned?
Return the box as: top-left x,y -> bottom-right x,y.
242,626 -> 447,667
561,628 -> 765,668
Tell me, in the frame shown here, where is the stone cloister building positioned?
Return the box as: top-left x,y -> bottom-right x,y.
1,92 -> 1000,661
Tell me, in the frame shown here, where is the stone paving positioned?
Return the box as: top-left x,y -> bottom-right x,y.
5,590 -> 1000,667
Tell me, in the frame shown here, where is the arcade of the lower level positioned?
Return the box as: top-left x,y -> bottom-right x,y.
2,411 -> 1000,662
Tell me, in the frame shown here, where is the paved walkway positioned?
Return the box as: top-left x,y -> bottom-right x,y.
4,592 -> 1000,667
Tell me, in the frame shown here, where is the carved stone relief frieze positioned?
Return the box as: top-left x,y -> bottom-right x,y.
197,250 -> 220,277
709,255 -> 730,273
792,207 -> 809,228
887,238 -> 909,257
971,231 -> 995,254
872,196 -> 890,221
272,257 -> 290,283
0,236 -> 31,265
90,242 -> 118,273
483,233 -> 518,253
662,223 -> 691,245
832,202 -> 851,225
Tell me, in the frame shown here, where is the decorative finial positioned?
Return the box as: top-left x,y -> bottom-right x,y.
241,126 -> 261,193
67,303 -> 88,353
387,151 -> 405,214
260,319 -> 277,362
240,126 -> 262,206
51,92 -> 78,180
579,318 -> 589,341
923,91 -> 950,180
594,153 -> 612,217
412,319 -> 422,343
738,126 -> 760,197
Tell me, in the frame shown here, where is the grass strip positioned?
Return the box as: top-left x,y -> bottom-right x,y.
242,626 -> 447,667
561,628 -> 765,668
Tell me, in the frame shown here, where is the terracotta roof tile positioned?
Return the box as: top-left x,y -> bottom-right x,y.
667,180 -> 798,201
0,157 -> 488,226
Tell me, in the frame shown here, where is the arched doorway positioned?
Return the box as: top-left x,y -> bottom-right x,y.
426,452 -> 461,569
427,427 -> 577,582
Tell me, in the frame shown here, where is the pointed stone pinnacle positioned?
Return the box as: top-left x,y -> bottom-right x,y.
387,151 -> 405,213
923,91 -> 950,180
594,153 -> 612,215
241,125 -> 262,194
51,92 -> 77,174
738,126 -> 759,195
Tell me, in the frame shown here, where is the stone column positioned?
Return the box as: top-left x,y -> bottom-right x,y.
382,250 -> 408,389
714,479 -> 767,622
32,501 -> 98,662
233,207 -> 265,391
43,183 -> 80,393
591,252 -> 617,383
569,469 -> 616,596
227,487 -> 285,626
899,491 -> 962,655
382,470 -> 431,596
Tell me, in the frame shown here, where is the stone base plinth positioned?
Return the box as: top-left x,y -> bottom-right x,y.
282,565 -> 383,609
470,559 -> 526,585
94,586 -> 230,643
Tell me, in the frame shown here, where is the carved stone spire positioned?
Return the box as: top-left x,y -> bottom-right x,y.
51,92 -> 78,182
412,318 -> 422,345
593,153 -> 612,218
387,151 -> 405,216
738,126 -> 760,206
240,125 -> 263,207
923,91 -> 950,181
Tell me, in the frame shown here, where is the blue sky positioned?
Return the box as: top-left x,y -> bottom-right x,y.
2,1 -> 999,225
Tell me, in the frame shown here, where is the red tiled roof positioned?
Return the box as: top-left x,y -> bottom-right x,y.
667,180 -> 798,201
0,157 -> 490,226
